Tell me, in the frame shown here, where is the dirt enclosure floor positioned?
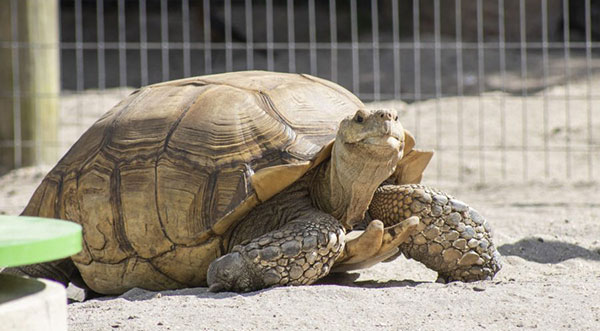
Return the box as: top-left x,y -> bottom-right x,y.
1,80 -> 599,330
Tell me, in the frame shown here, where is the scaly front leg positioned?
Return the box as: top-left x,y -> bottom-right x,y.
369,184 -> 502,282
207,213 -> 345,292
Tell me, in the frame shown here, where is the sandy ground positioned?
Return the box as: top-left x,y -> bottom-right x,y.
1,81 -> 599,330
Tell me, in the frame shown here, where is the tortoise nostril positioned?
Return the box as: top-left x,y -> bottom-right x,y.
380,111 -> 394,120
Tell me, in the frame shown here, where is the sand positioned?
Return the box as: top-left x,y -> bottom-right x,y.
1,81 -> 599,330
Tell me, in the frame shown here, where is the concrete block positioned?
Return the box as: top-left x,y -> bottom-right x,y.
0,274 -> 67,331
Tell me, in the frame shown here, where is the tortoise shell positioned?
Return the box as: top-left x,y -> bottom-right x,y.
22,71 -> 368,293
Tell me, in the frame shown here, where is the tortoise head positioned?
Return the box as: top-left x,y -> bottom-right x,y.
336,109 -> 405,161
320,109 -> 406,229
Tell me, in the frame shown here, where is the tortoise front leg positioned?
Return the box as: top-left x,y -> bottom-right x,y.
207,213 -> 345,292
369,184 -> 502,282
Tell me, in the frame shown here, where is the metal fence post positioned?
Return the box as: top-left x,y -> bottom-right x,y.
0,0 -> 60,172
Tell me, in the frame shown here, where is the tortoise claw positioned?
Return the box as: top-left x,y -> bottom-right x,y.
208,283 -> 225,293
331,247 -> 400,272
379,216 -> 419,254
333,216 -> 419,272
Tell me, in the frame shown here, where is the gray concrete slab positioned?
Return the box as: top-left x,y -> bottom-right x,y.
0,274 -> 67,331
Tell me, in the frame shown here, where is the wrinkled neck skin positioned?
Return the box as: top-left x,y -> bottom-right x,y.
312,139 -> 400,229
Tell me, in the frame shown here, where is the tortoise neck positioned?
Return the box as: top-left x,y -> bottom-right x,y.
311,141 -> 397,229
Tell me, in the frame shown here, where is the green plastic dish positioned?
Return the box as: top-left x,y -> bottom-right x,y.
0,216 -> 82,268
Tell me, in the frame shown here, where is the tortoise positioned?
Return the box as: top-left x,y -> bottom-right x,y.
8,71 -> 501,294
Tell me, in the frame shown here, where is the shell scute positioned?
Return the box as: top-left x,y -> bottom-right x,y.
76,164 -> 130,263
120,165 -> 173,259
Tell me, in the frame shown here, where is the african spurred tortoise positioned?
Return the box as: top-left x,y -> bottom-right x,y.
8,71 -> 501,293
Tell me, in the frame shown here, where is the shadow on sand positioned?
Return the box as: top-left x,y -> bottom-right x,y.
90,272 -> 429,302
316,271 -> 427,289
95,286 -> 255,302
499,237 -> 600,264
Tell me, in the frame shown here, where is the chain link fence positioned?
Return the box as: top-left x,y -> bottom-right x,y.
1,0 -> 599,184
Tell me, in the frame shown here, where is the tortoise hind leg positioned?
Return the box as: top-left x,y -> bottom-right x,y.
207,213 -> 345,292
3,258 -> 74,286
369,184 -> 502,282
3,258 -> 102,299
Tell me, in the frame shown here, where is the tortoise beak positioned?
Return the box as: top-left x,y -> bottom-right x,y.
361,135 -> 403,151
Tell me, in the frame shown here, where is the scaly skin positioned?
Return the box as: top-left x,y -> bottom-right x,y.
369,184 -> 501,282
208,213 -> 345,292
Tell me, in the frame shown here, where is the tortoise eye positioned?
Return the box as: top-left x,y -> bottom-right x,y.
394,116 -> 399,121
355,114 -> 364,123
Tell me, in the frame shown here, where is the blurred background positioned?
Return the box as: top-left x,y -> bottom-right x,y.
1,0 -> 599,185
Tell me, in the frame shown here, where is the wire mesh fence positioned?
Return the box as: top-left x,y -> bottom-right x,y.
1,0 -> 599,184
